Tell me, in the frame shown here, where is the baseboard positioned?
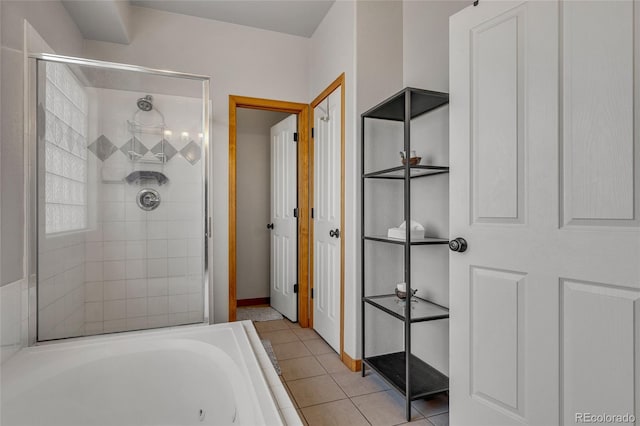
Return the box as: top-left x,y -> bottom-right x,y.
341,351 -> 362,372
237,297 -> 270,307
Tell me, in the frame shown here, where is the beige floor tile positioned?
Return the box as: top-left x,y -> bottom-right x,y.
352,390 -> 423,426
273,341 -> 312,360
331,370 -> 389,397
411,393 -> 449,418
315,353 -> 351,374
254,319 -> 291,333
287,319 -> 302,329
397,420 -> 434,426
260,329 -> 301,344
303,338 -> 335,355
297,409 -> 309,425
280,356 -> 327,381
301,399 -> 370,426
286,375 -> 347,408
427,412 -> 448,426
293,327 -> 321,341
284,382 -> 299,408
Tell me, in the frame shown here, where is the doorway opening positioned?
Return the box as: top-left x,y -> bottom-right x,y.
229,96 -> 310,326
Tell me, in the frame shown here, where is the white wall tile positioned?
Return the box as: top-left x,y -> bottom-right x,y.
147,278 -> 168,297
102,184 -> 124,202
125,202 -> 145,222
126,279 -> 147,298
126,317 -> 147,331
126,298 -> 147,318
103,318 -> 126,333
126,259 -> 146,279
167,257 -> 187,277
103,222 -> 125,241
103,261 -> 125,281
188,293 -> 203,312
168,239 -> 187,258
168,277 -> 188,295
147,314 -> 169,328
84,321 -> 103,336
187,238 -> 202,258
147,221 -> 168,239
148,296 -> 169,315
84,301 -> 103,322
169,294 -> 188,313
126,240 -> 147,259
85,242 -> 103,261
167,221 -> 188,240
147,259 -> 167,278
169,312 -> 190,326
103,280 -> 126,300
104,300 -> 126,321
125,222 -> 147,241
85,282 -> 103,302
103,241 -> 125,261
85,261 -> 103,282
147,240 -> 168,258
102,202 -> 125,222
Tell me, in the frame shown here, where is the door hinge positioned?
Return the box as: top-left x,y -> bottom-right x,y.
293,207 -> 298,218
311,288 -> 314,299
294,284 -> 298,293
311,207 -> 314,219
293,132 -> 298,142
311,127 -> 314,138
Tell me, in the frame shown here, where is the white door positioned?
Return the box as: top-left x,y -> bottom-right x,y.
270,114 -> 298,321
450,1 -> 640,425
313,88 -> 342,352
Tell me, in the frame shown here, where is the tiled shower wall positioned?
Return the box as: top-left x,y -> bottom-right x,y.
82,88 -> 204,335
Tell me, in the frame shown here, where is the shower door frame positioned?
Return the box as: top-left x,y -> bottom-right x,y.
26,53 -> 212,343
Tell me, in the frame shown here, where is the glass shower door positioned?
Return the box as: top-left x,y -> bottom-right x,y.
35,56 -> 209,341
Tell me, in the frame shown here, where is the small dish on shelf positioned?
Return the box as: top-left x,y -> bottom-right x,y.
401,156 -> 422,166
395,288 -> 417,300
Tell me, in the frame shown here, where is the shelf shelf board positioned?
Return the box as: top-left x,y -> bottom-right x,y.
362,88 -> 449,121
363,165 -> 449,180
363,235 -> 449,246
364,352 -> 449,400
363,294 -> 449,323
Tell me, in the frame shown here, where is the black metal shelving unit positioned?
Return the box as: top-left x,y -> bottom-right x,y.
361,87 -> 450,422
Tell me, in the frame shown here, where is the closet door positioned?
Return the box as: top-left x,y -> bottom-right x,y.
270,114 -> 298,321
449,1 -> 639,424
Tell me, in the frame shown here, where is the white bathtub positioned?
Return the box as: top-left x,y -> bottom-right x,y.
1,321 -> 298,426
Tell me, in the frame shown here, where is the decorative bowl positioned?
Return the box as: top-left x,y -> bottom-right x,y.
401,157 -> 422,166
395,288 -> 417,300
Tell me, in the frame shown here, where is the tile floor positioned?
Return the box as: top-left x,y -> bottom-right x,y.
254,319 -> 449,426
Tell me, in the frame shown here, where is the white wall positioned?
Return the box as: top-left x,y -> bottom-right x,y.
236,108 -> 289,301
83,6 -> 310,323
400,0 -> 469,374
0,1 -> 84,363
308,0 -> 358,357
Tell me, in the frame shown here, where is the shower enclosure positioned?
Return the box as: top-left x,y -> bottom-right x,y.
29,54 -> 210,341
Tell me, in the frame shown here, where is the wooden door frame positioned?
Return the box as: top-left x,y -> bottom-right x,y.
309,74 -> 347,364
229,95 -> 310,327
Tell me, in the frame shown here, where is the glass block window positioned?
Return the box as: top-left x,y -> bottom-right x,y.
44,63 -> 88,234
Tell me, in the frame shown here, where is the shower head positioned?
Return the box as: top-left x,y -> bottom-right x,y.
136,95 -> 153,112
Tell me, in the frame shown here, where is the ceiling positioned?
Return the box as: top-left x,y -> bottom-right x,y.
130,0 -> 335,38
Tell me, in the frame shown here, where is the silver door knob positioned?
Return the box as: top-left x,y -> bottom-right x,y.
449,238 -> 467,252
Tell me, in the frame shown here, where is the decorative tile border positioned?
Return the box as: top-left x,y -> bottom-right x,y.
87,134 -> 201,165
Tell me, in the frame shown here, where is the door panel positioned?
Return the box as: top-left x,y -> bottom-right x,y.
561,1 -> 637,225
450,1 -> 640,425
313,89 -> 341,352
471,8 -> 525,223
270,114 -> 297,321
